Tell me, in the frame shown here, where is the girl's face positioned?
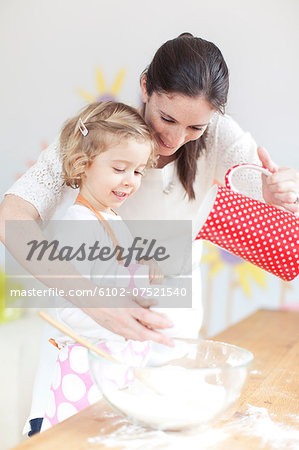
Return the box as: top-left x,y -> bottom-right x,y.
80,137 -> 151,213
141,76 -> 215,163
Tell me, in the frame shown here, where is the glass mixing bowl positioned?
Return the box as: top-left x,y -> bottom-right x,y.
89,338 -> 253,431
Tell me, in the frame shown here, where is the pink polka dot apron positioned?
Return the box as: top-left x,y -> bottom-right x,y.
42,340 -> 151,431
196,164 -> 299,281
42,194 -> 151,431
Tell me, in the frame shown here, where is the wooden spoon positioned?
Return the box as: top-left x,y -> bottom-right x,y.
38,310 -> 117,362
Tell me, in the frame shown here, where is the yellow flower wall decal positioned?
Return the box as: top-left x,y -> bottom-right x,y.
77,67 -> 126,102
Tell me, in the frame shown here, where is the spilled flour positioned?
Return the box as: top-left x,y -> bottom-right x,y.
229,405 -> 299,450
88,416 -> 228,449
88,404 -> 299,449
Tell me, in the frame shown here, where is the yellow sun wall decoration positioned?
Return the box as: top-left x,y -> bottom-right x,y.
77,67 -> 126,103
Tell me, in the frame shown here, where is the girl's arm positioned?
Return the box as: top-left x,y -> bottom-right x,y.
0,196 -> 174,346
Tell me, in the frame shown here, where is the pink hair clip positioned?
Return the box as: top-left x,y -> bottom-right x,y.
78,118 -> 88,136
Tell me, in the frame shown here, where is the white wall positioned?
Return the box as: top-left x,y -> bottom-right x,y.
1,0 -> 298,192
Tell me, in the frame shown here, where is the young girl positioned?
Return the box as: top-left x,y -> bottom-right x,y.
40,100 -> 164,430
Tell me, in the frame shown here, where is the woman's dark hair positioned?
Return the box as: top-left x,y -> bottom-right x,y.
143,33 -> 229,199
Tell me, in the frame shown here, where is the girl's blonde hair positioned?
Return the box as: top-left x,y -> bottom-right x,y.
60,101 -> 158,188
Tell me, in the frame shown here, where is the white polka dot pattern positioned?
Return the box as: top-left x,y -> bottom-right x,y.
62,374 -> 86,402
196,185 -> 299,281
69,346 -> 89,374
57,403 -> 78,422
43,341 -> 151,430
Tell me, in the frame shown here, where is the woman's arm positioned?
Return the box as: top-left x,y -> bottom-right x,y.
257,147 -> 299,216
0,197 -> 174,346
0,194 -> 40,241
211,114 -> 299,214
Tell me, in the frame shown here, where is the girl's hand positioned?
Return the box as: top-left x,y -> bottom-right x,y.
257,146 -> 299,216
139,259 -> 164,284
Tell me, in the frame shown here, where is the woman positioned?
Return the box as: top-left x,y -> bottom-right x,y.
2,32 -> 299,436
1,33 -> 299,342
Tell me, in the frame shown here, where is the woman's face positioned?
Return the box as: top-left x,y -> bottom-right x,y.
141,76 -> 216,160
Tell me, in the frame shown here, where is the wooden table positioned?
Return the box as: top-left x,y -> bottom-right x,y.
14,309 -> 299,449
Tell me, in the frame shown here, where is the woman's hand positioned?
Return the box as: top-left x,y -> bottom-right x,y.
257,146 -> 299,216
82,293 -> 174,346
139,258 -> 164,284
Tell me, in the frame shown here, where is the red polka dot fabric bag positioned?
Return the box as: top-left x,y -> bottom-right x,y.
196,164 -> 299,281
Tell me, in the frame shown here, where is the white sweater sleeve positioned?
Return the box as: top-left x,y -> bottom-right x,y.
5,138 -> 70,220
207,114 -> 264,201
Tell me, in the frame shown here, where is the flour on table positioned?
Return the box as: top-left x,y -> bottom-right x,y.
88,415 -> 229,449
88,404 -> 299,450
249,369 -> 260,375
227,404 -> 299,450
